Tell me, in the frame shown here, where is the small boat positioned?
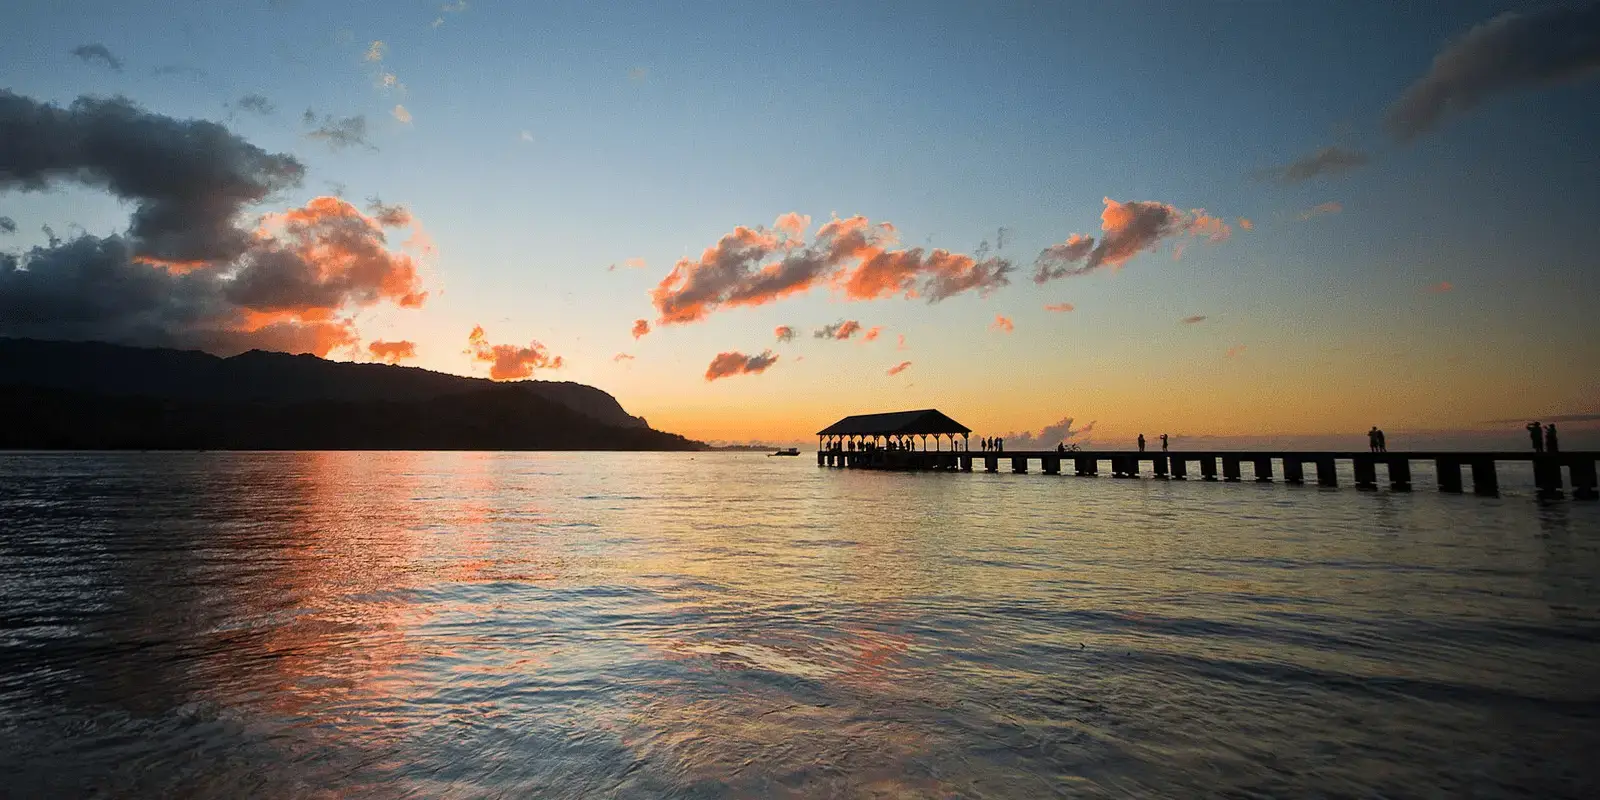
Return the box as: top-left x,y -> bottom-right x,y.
769,448 -> 801,457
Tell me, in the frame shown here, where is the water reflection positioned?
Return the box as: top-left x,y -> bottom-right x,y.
0,451 -> 1597,797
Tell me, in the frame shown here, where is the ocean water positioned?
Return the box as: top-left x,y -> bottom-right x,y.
0,451 -> 1596,798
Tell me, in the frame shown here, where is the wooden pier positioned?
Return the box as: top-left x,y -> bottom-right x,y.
816,448 -> 1598,499
814,410 -> 1597,500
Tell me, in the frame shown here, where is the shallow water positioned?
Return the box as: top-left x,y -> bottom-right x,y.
1,451 -> 1597,798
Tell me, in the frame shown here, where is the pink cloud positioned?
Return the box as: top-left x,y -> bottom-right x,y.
1224,344 -> 1248,359
1427,281 -> 1454,293
1181,315 -> 1207,324
1044,302 -> 1075,312
632,318 -> 651,339
1034,197 -> 1233,283
467,325 -> 564,380
815,320 -> 863,340
862,325 -> 883,342
704,350 -> 779,381
991,314 -> 1014,333
1297,201 -> 1343,221
775,324 -> 796,342
886,360 -> 912,376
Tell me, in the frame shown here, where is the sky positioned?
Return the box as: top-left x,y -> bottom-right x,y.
3,0 -> 1599,447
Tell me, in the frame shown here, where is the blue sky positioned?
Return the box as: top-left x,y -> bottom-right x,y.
3,1 -> 1598,443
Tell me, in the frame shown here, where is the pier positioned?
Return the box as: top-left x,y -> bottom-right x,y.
816,410 -> 1598,500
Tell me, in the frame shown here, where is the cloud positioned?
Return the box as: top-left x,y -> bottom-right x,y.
990,315 -> 1014,333
0,217 -> 15,234
1033,198 -> 1231,283
303,110 -> 375,152
895,333 -> 907,350
631,319 -> 651,339
364,41 -> 386,62
628,67 -> 649,82
999,416 -> 1095,449
704,350 -> 778,381
432,17 -> 444,29
368,339 -> 416,363
774,325 -> 796,343
467,325 -> 563,379
1238,217 -> 1253,230
1385,5 -> 1600,141
1225,344 -> 1248,359
623,257 -> 646,269
364,197 -> 413,228
1427,280 -> 1454,293
652,213 -> 1011,324
71,44 -> 123,71
235,93 -> 275,116
1180,315 -> 1207,324
613,352 -> 635,362
519,130 -> 534,143
863,326 -> 883,342
814,320 -> 863,340
0,91 -> 427,360
1,90 -> 304,264
392,104 -> 412,124
886,360 -> 912,376
1044,302 -> 1075,312
441,0 -> 468,12
1256,146 -> 1370,183
1297,201 -> 1343,221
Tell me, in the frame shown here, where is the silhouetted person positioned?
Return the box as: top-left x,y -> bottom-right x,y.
1160,433 -> 1169,451
1057,442 -> 1065,453
997,437 -> 1004,452
1368,426 -> 1381,452
1137,434 -> 1145,452
1546,424 -> 1560,453
1377,429 -> 1387,453
1528,421 -> 1544,453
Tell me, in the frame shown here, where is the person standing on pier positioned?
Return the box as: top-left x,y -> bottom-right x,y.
1137,434 -> 1146,452
1528,421 -> 1545,453
1369,427 -> 1381,452
1546,424 -> 1560,453
1376,428 -> 1387,452
1160,433 -> 1169,451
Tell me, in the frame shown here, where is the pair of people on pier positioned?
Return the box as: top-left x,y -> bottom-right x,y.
1367,427 -> 1388,452
1528,422 -> 1560,453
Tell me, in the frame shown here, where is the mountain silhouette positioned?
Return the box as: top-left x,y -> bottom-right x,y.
0,338 -> 702,451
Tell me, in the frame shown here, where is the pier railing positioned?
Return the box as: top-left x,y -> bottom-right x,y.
816,449 -> 1598,499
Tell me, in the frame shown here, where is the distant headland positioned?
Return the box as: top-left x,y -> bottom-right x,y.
0,338 -> 704,451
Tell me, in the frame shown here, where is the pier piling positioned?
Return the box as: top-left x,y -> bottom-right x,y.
1437,458 -> 1463,493
1153,456 -> 1170,479
1253,457 -> 1274,482
1353,456 -> 1378,490
1170,457 -> 1188,479
1201,457 -> 1218,481
1470,459 -> 1498,497
1316,458 -> 1338,487
1570,459 -> 1598,500
1284,458 -> 1305,485
1389,458 -> 1412,491
1222,456 -> 1242,482
1012,456 -> 1028,474
1533,458 -> 1564,499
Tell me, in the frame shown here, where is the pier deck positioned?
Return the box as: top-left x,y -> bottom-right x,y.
816,449 -> 1599,499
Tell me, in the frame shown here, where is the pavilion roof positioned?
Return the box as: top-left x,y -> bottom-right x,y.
816,409 -> 971,437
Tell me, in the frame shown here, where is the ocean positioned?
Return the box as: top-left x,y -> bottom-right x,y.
1,451 -> 1596,797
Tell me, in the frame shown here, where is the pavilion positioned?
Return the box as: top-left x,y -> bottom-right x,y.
816,409 -> 971,452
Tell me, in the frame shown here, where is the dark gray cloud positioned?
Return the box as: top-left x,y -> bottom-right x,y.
1256,146 -> 1370,183
1386,4 -> 1600,140
0,90 -> 305,264
0,217 -> 15,234
1033,199 -> 1230,284
0,90 -> 425,357
704,350 -> 778,381
71,43 -> 123,71
302,110 -> 375,152
235,93 -> 275,115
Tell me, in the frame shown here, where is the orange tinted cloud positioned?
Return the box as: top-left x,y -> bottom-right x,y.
614,352 -> 635,362
775,325 -> 796,342
1180,315 -> 1207,324
814,320 -> 863,340
467,325 -> 564,380
862,326 -> 883,342
651,212 -> 1011,324
624,257 -> 647,269
886,360 -> 912,376
1034,198 -> 1233,283
1044,302 -> 1075,312
1297,201 -> 1343,221
1225,344 -> 1248,359
632,318 -> 651,339
991,315 -> 1014,333
704,350 -> 779,381
1427,281 -> 1454,293
1238,217 -> 1254,230
895,333 -> 907,350
368,339 -> 416,363
246,195 -> 428,312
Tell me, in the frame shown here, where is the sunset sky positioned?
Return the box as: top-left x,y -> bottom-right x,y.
3,1 -> 1598,445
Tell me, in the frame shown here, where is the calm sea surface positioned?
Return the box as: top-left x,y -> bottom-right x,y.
1,451 -> 1597,798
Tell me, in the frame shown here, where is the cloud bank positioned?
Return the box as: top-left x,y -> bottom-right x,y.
467,325 -> 563,379
651,213 -> 1012,325
1000,416 -> 1095,450
368,340 -> 416,363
